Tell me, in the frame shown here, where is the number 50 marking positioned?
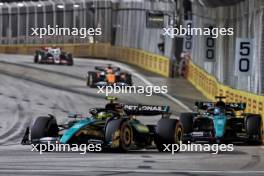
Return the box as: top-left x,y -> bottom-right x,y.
239,42 -> 250,72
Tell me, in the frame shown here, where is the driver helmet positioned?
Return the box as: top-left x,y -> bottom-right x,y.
100,71 -> 105,76
214,107 -> 224,115
105,103 -> 123,110
96,111 -> 112,120
105,103 -> 125,116
106,65 -> 113,74
106,69 -> 113,74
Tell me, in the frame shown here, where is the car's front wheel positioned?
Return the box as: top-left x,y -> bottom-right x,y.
31,116 -> 59,141
105,119 -> 133,152
87,72 -> 97,88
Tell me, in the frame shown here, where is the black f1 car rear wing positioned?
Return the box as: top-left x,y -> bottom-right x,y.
124,104 -> 170,116
95,66 -> 120,72
195,101 -> 246,111
195,102 -> 214,110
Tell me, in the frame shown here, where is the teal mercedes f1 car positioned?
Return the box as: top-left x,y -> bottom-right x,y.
180,96 -> 263,145
22,97 -> 183,152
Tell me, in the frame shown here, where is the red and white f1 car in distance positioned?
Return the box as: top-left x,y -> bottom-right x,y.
34,47 -> 74,66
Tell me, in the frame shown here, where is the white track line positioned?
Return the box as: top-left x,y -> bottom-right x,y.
129,70 -> 192,112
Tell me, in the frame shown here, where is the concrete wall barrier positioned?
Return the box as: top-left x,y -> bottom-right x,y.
187,61 -> 264,142
0,43 -> 170,77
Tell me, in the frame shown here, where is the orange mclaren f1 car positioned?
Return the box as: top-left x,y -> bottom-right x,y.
86,64 -> 132,87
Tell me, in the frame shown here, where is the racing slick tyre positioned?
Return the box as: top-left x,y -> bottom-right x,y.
34,54 -> 38,63
155,118 -> 183,152
87,72 -> 97,88
105,119 -> 133,152
180,113 -> 195,133
66,54 -> 74,66
180,113 -> 195,143
35,54 -> 42,63
125,74 -> 132,86
246,115 -> 263,145
119,121 -> 133,152
31,116 -> 59,141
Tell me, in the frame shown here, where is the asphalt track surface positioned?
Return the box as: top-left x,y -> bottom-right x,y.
0,54 -> 263,176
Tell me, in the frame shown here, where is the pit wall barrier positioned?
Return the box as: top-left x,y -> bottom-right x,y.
0,43 -> 170,77
187,61 -> 264,141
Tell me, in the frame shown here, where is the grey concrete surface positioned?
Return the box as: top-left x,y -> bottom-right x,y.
125,64 -> 208,109
0,54 -> 263,176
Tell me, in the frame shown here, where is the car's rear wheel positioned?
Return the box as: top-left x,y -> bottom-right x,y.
67,54 -> 73,66
155,118 -> 183,152
246,115 -> 263,145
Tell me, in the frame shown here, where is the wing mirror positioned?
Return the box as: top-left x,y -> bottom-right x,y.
89,108 -> 98,116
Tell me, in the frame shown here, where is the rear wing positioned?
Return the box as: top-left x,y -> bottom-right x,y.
195,102 -> 214,110
195,101 -> 246,111
95,66 -> 120,72
124,104 -> 170,116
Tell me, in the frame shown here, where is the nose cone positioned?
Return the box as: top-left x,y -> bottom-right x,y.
60,119 -> 93,144
213,115 -> 227,138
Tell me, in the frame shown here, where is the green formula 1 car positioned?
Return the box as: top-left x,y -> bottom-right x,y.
22,97 -> 183,152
